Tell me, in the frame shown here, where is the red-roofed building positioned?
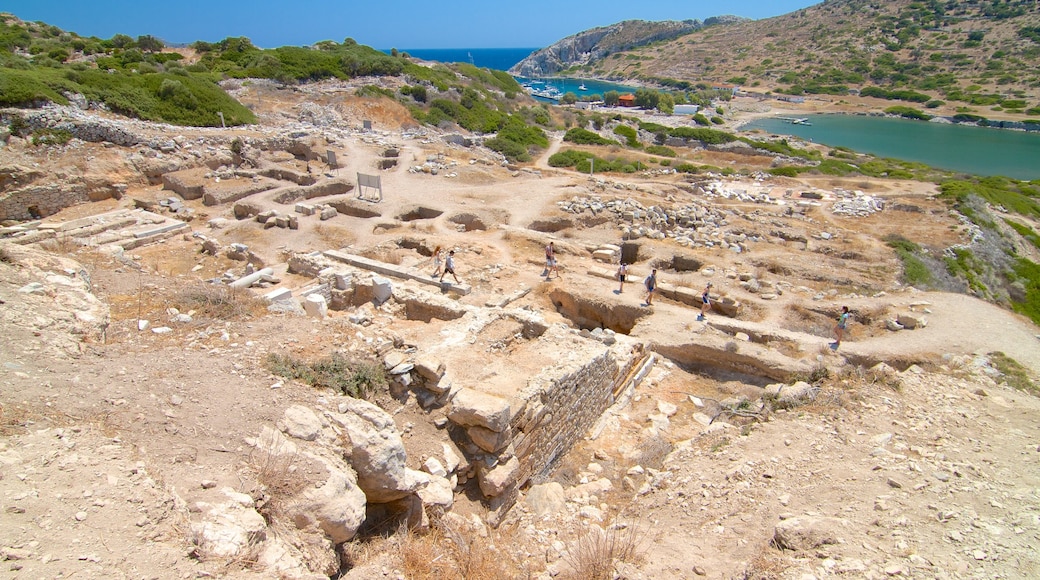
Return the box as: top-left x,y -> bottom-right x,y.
618,94 -> 637,107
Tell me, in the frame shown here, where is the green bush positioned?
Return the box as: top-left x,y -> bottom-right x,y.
563,127 -> 616,145
644,145 -> 676,157
669,126 -> 736,144
692,113 -> 711,126
266,352 -> 386,398
884,106 -> 932,120
613,124 -> 640,147
768,166 -> 802,177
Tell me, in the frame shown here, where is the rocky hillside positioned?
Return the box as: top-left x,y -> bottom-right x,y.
554,0 -> 1040,111
508,19 -> 729,77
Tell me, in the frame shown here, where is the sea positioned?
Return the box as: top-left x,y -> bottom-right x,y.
387,48 -> 537,71
385,47 -> 642,98
741,114 -> 1040,181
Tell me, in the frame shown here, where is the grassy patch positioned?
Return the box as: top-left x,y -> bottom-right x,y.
266,352 -> 386,398
987,352 -> 1038,395
884,234 -> 934,287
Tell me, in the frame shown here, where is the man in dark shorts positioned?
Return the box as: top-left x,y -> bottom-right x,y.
644,268 -> 657,306
616,261 -> 628,293
440,250 -> 460,284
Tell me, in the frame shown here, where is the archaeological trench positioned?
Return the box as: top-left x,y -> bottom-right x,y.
0,104 -> 914,566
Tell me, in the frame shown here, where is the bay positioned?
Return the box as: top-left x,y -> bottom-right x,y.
741,114 -> 1040,180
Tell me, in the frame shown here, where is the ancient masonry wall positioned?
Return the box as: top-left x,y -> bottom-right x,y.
512,341 -> 649,488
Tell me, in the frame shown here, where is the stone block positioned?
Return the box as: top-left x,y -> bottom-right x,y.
896,313 -> 926,329
468,425 -> 512,453
449,388 -> 511,433
478,456 -> 520,498
303,294 -> 328,319
371,276 -> 393,304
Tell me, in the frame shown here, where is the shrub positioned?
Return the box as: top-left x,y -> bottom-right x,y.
644,145 -> 675,157
563,127 -> 616,145
266,352 -> 386,398
769,166 -> 802,177
613,124 -> 639,147
884,106 -> 932,120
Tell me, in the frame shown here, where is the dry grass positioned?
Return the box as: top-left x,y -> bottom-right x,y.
561,521 -> 645,580
314,223 -> 358,248
174,283 -> 269,320
249,444 -> 306,522
740,548 -> 789,580
345,517 -> 523,580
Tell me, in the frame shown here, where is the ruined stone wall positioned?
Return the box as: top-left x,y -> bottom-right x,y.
511,347 -> 621,487
0,183 -> 91,221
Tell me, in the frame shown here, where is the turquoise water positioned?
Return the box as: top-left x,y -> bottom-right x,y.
514,77 -> 642,100
741,114 -> 1040,180
381,48 -> 641,97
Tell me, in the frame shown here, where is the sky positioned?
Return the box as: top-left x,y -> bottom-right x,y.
2,0 -> 820,49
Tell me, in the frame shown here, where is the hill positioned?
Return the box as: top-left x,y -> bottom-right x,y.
509,18 -> 725,78
546,0 -> 1040,116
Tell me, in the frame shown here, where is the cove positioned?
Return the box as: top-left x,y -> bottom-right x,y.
740,114 -> 1040,181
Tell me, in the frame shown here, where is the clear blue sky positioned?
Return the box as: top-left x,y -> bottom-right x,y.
3,1 -> 820,49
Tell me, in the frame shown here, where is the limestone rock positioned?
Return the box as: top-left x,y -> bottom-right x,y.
525,482 -> 566,517
303,294 -> 328,319
288,462 -> 367,543
764,381 -> 816,405
773,516 -> 844,551
449,388 -> 512,433
478,456 -> 520,498
190,496 -> 267,558
280,405 -> 323,441
417,475 -> 454,510
897,313 -> 926,329
328,398 -> 418,503
468,425 -> 512,453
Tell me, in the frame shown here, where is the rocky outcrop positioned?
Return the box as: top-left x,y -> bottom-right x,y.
509,20 -> 703,77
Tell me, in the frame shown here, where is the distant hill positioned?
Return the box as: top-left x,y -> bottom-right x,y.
535,0 -> 1040,112
508,19 -> 740,77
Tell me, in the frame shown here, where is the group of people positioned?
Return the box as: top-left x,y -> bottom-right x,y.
616,263 -> 713,316
433,242 -> 852,347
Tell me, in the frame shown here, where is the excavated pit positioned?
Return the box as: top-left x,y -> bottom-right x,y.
448,212 -> 488,231
396,206 -> 443,221
548,288 -> 648,334
527,217 -> 573,233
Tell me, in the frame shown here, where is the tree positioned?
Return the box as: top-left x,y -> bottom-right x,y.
657,93 -> 675,114
634,88 -> 660,109
604,90 -> 620,107
109,34 -> 134,49
136,35 -> 163,53
560,91 -> 578,105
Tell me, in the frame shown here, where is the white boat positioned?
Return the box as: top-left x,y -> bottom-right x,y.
578,83 -> 587,91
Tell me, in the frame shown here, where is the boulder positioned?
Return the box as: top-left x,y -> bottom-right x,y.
190,494 -> 267,558
773,516 -> 845,551
329,398 -> 420,503
764,381 -> 816,405
233,201 -> 263,219
448,388 -> 512,433
416,475 -> 454,510
287,462 -> 367,543
897,313 -> 926,329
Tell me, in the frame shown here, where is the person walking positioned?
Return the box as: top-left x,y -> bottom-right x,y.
644,268 -> 657,306
545,242 -> 560,279
833,306 -> 850,348
431,246 -> 443,277
698,282 -> 713,320
440,250 -> 460,284
616,261 -> 628,294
